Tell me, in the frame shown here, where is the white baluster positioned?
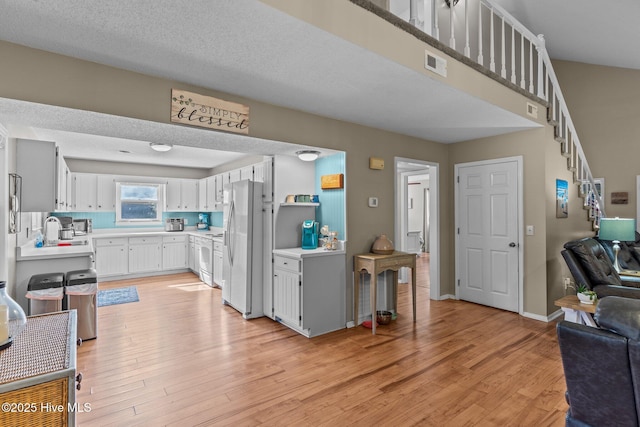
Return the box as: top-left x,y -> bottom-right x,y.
489,8 -> 495,72
520,34 -> 525,89
449,0 -> 455,49
477,2 -> 483,66
409,0 -> 418,27
528,39 -> 534,93
464,0 -> 470,57
536,34 -> 546,98
500,16 -> 506,78
433,0 -> 440,40
510,27 -> 516,83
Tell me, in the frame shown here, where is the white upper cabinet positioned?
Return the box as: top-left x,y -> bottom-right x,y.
96,175 -> 115,211
228,169 -> 241,184
16,139 -> 58,212
166,178 -> 199,211
240,165 -> 253,181
198,178 -> 207,211
165,179 -> 181,211
215,173 -> 228,203
73,173 -> 98,211
206,175 -> 217,210
72,173 -> 114,212
253,158 -> 273,202
180,179 -> 198,211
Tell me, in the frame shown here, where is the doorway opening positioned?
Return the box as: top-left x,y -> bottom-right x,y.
395,157 -> 439,300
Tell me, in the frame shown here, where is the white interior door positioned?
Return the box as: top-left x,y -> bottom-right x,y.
456,158 -> 520,312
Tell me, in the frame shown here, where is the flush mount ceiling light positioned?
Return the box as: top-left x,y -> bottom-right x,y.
296,150 -> 320,162
445,0 -> 459,7
149,142 -> 173,152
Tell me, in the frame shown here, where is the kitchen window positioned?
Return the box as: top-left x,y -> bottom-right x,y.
115,182 -> 164,225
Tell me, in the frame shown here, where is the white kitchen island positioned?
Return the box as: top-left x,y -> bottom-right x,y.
272,246 -> 346,338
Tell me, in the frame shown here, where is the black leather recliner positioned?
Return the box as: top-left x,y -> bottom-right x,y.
562,238 -> 640,299
557,297 -> 640,426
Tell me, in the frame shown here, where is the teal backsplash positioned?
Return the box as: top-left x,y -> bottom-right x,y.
315,152 -> 346,240
53,211 -> 223,229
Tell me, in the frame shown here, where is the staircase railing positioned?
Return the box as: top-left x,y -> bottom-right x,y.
388,0 -> 605,226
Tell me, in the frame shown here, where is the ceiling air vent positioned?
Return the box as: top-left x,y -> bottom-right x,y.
425,50 -> 447,77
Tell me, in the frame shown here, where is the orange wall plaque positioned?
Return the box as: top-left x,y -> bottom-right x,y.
321,174 -> 344,189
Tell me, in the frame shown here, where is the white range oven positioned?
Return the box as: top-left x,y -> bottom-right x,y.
197,236 -> 214,287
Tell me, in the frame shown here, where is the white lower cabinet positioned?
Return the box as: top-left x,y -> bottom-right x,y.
272,251 -> 346,337
94,233 -> 212,280
274,257 -> 301,328
128,236 -> 162,274
188,235 -> 197,272
163,235 -> 188,270
94,238 -> 128,277
213,240 -> 223,286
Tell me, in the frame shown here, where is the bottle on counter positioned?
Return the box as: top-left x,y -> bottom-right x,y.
34,230 -> 43,248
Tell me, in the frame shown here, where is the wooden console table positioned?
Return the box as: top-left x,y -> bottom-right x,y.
554,295 -> 597,327
354,251 -> 417,334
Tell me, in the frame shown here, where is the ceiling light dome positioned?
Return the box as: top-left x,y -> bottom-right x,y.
150,142 -> 173,152
296,150 -> 320,161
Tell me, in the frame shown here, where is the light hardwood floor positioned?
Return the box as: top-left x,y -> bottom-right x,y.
76,272 -> 568,426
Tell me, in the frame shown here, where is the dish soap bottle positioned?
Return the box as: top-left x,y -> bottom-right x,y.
34,230 -> 43,248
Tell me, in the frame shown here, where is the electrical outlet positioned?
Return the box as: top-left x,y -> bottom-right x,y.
564,277 -> 571,289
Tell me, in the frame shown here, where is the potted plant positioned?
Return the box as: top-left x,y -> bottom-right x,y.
576,284 -> 597,304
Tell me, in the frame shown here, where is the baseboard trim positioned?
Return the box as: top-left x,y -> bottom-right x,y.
98,268 -> 192,282
522,309 -> 564,323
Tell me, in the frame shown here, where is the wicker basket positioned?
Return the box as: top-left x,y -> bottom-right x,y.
376,311 -> 392,325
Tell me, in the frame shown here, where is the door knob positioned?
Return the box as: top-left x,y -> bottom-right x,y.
509,242 -> 517,247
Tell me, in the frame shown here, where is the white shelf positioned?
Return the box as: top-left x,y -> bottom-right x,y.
280,202 -> 319,207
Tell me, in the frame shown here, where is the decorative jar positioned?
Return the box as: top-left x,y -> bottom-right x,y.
371,234 -> 394,255
0,281 -> 27,351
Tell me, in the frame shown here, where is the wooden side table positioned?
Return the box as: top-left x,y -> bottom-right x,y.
354,251 -> 417,334
554,295 -> 597,327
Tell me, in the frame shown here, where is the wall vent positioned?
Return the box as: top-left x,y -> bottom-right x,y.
526,102 -> 538,118
424,50 -> 447,77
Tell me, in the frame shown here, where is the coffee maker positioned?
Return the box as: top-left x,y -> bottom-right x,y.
301,220 -> 319,249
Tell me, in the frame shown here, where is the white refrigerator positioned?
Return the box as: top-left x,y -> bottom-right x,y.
222,179 -> 264,319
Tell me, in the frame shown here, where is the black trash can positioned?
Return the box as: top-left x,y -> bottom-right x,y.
65,269 -> 98,341
26,272 -> 65,316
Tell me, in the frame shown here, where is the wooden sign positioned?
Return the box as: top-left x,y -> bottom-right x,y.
171,89 -> 249,135
611,192 -> 628,205
321,174 -> 344,189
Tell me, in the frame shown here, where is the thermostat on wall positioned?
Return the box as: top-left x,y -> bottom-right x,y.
368,197 -> 378,208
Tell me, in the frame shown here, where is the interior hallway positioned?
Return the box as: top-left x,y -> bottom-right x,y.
76,272 -> 567,426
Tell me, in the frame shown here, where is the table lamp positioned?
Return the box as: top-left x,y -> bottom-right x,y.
598,217 -> 637,272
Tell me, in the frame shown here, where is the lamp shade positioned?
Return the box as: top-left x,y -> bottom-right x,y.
599,217 -> 636,242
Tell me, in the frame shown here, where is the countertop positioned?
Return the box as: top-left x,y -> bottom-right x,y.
273,246 -> 345,259
91,228 -> 224,241
17,237 -> 94,261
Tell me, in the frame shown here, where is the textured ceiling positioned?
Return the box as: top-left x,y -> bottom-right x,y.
492,0 -> 640,71
0,0 -> 573,168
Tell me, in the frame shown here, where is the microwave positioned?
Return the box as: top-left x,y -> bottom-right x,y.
72,218 -> 92,235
